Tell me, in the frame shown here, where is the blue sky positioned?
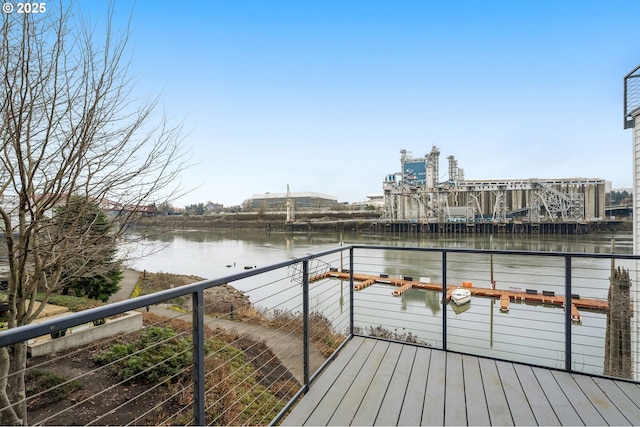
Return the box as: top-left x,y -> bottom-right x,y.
80,1 -> 639,207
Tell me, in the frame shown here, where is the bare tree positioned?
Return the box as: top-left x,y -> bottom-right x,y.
0,2 -> 187,424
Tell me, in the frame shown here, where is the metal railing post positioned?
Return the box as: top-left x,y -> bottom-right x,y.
442,250 -> 447,352
349,247 -> 354,335
565,255 -> 572,373
192,289 -> 206,425
302,259 -> 310,388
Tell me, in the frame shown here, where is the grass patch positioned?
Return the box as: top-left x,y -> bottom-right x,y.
37,293 -> 104,311
135,272 -> 205,309
136,272 -> 205,296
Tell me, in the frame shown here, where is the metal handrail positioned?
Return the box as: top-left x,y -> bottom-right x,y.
0,247 -> 345,348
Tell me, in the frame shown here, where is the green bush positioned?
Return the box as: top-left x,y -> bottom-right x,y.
69,268 -> 123,302
92,326 -> 193,383
26,369 -> 82,405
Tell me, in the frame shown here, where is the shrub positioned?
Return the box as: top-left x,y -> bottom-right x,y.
365,325 -> 426,345
26,369 -> 82,407
92,326 -> 192,383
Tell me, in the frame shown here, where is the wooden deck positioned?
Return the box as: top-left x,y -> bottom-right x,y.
282,336 -> 640,426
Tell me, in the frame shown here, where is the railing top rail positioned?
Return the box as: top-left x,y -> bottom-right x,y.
0,246 -> 345,347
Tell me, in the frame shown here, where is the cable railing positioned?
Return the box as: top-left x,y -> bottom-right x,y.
0,245 -> 639,425
347,245 -> 640,380
0,247 -> 350,426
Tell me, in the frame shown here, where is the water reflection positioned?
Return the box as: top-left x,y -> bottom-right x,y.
400,289 -> 440,315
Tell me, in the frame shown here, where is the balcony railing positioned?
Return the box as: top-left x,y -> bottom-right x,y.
0,246 -> 638,425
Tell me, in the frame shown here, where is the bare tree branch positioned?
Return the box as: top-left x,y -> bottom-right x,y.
0,2 -> 190,424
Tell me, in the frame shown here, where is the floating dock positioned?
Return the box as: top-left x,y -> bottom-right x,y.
310,271 -> 621,322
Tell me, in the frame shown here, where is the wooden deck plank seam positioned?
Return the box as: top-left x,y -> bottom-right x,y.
281,336 -> 368,426
371,343 -> 402,425
311,338 -> 380,425
416,347 -> 433,426
397,346 -> 430,426
553,370 -> 606,425
463,354 -> 491,426
422,347 -> 447,426
389,345 -> 415,426
603,379 -> 640,425
351,341 -> 404,426
483,358 -> 512,426
514,363 -> 562,425
613,380 -> 640,412
532,367 -> 584,425
444,352 -> 468,425
509,362 -> 549,425
374,345 -> 418,426
330,340 -> 392,426
573,374 -> 631,426
479,357 -> 514,425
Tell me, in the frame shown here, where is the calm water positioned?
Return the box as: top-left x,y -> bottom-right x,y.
125,229 -> 637,377
126,229 -> 633,279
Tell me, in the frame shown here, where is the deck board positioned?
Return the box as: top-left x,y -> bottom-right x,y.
304,338 -> 377,426
350,341 -> 403,426
281,336 -> 368,426
496,361 -> 537,426
614,380 -> 640,407
444,352 -> 467,425
572,374 -> 630,426
551,370 -> 605,425
327,340 -> 390,426
532,366 -> 584,425
397,346 -> 430,426
283,337 -> 640,426
374,345 -> 417,425
512,363 -> 560,425
421,345 -> 446,426
462,354 -> 490,426
478,357 -> 512,426
593,377 -> 640,425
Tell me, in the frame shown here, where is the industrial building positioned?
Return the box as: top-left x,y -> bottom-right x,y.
245,191 -> 338,211
383,148 -> 606,223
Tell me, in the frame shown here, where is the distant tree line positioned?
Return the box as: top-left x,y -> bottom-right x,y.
185,203 -> 206,215
607,190 -> 632,206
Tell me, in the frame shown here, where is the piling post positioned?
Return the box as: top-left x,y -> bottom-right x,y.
604,266 -> 632,379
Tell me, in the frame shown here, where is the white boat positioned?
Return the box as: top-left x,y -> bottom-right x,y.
450,288 -> 471,306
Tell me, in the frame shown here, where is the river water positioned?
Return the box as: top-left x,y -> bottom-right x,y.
126,229 -> 634,279
125,229 -> 637,377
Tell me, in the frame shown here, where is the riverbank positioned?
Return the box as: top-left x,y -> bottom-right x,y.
134,211 -> 380,232
133,213 -> 632,234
